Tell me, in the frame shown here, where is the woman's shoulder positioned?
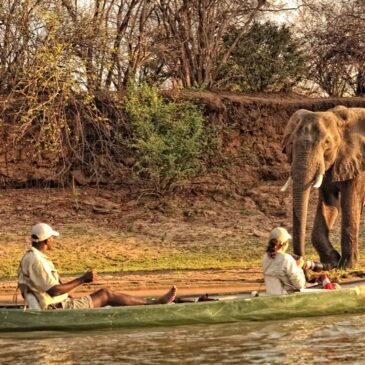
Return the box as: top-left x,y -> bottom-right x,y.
277,251 -> 295,262
262,252 -> 276,262
281,251 -> 294,258
278,252 -> 300,270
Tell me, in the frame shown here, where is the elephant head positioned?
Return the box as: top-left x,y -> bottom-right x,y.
282,105 -> 365,258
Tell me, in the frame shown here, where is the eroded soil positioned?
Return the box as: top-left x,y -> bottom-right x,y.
0,180 -> 293,303
1,180 -> 363,304
3,93 -> 365,303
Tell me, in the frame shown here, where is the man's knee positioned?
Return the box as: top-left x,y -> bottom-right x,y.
92,288 -> 113,302
101,288 -> 113,297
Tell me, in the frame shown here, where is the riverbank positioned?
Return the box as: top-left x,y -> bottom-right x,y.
0,267 -> 264,304
1,185 -> 365,304
0,185 -> 270,303
0,183 -> 290,279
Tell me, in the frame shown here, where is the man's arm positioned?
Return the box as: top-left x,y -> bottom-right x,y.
47,270 -> 96,297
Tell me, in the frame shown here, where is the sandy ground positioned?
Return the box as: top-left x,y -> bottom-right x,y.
3,269 -> 364,305
0,183 -> 363,306
0,268 -> 264,304
0,184 -> 280,304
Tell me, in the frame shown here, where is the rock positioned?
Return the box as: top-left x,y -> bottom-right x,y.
125,200 -> 138,208
242,197 -> 257,210
83,197 -> 120,209
252,229 -> 267,238
203,210 -> 217,217
92,206 -> 117,214
71,170 -> 90,186
82,196 -> 120,214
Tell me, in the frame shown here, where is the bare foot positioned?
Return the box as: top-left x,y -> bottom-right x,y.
157,286 -> 177,304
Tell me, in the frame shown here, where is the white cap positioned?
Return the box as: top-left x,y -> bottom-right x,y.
31,223 -> 60,243
269,227 -> 292,244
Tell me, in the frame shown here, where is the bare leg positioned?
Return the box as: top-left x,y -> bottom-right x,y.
90,286 -> 176,308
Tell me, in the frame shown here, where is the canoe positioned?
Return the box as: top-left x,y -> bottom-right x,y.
2,285 -> 365,332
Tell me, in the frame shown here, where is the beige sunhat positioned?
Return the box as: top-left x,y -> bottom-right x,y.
269,227 -> 292,244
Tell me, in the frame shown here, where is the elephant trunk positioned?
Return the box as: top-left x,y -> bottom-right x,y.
291,149 -> 323,256
292,182 -> 311,256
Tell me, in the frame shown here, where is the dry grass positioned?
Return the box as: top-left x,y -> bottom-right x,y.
0,223 -> 262,278
1,184 -> 365,282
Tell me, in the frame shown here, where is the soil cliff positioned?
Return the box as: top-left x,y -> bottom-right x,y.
2,91 -> 365,189
1,92 -> 365,301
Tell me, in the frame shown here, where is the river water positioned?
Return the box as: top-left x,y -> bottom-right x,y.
1,314 -> 365,364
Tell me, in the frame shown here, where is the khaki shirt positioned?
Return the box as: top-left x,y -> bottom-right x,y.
18,247 -> 68,309
262,252 -> 306,295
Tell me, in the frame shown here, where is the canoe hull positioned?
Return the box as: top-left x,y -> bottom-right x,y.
1,287 -> 365,332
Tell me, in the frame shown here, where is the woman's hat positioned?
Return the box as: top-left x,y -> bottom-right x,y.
269,227 -> 291,244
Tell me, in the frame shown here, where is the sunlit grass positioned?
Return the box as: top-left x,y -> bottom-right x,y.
1,223 -> 365,280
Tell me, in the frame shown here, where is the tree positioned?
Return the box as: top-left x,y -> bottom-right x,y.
0,0 -> 43,93
0,0 -> 296,92
151,0 -> 275,89
217,21 -> 307,92
298,0 -> 365,96
60,0 -> 156,92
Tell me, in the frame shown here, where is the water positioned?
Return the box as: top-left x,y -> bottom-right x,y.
1,314 -> 365,364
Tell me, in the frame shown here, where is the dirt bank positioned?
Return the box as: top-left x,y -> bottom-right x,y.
0,182 -> 283,303
2,91 -> 365,187
2,93 -> 365,303
1,267 -> 264,304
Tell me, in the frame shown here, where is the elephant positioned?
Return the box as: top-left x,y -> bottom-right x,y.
281,105 -> 365,268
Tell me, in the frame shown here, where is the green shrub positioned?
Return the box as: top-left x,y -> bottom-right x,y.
218,21 -> 307,93
124,83 -> 205,192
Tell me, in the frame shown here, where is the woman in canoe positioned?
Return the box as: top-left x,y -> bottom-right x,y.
17,223 -> 177,310
262,227 -> 306,295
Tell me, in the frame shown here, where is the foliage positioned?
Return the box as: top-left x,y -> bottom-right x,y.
5,0 -> 363,96
1,8 -> 120,184
298,0 -> 365,96
0,8 -> 217,189
12,10 -> 78,153
0,0 -> 154,93
151,0 -> 271,89
217,21 -> 307,93
124,83 -> 205,192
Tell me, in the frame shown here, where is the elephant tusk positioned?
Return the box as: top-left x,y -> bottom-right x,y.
312,174 -> 323,189
280,176 -> 292,192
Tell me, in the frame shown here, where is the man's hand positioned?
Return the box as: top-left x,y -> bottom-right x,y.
48,269 -> 97,297
82,269 -> 97,283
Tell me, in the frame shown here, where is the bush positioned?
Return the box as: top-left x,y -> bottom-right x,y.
1,9 -> 116,185
218,21 -> 307,93
124,83 -> 205,192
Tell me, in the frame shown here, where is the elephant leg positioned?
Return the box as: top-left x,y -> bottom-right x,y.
339,180 -> 362,268
311,187 -> 341,265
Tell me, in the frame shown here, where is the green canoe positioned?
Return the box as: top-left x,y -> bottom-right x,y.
1,286 -> 365,332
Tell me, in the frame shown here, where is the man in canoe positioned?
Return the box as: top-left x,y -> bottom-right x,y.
17,223 -> 177,310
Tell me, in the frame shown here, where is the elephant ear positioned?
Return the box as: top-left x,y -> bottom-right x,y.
333,108 -> 365,181
282,109 -> 309,163
330,105 -> 351,122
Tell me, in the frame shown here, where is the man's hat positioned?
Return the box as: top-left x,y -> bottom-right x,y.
31,223 -> 60,243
